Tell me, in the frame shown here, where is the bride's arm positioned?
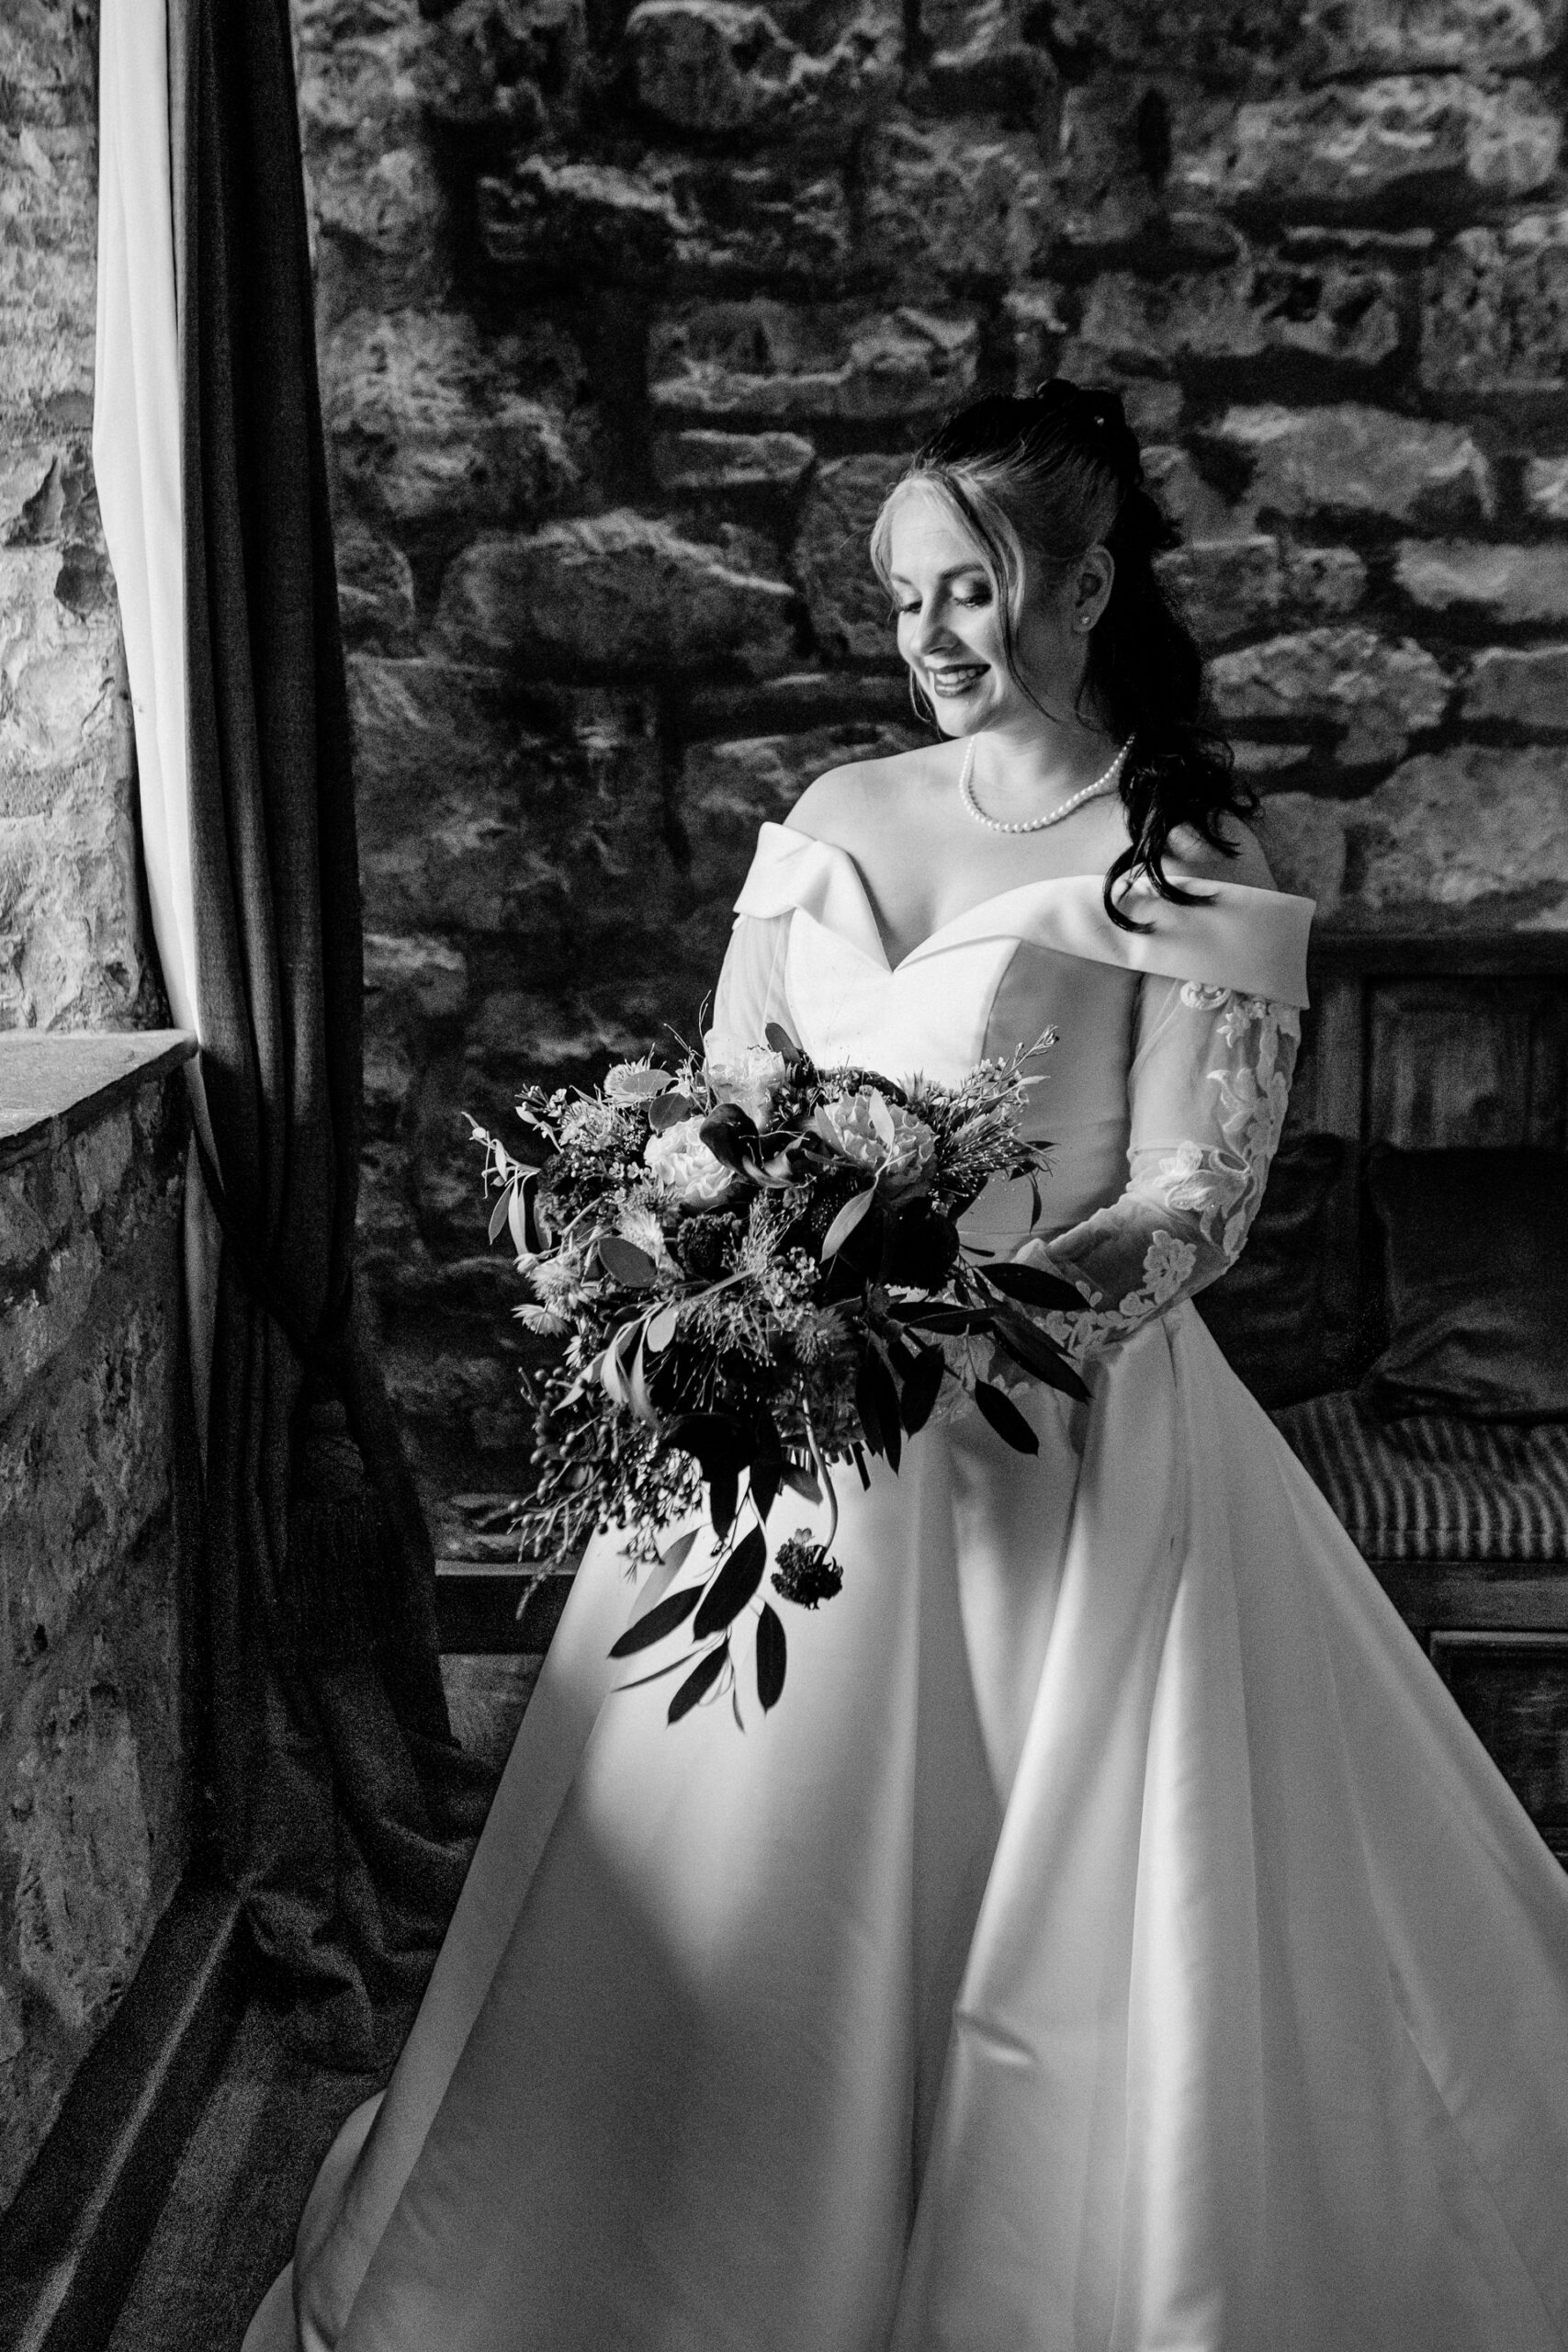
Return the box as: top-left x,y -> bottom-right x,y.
1021,975 -> 1302,1361
708,910 -> 795,1046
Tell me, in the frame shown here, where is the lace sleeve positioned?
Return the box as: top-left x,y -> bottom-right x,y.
708,910 -> 794,1046
1021,977 -> 1301,1363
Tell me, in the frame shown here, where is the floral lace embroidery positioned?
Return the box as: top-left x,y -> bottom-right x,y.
1028,989 -> 1302,1371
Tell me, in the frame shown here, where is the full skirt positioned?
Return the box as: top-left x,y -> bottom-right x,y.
246,1306 -> 1568,2351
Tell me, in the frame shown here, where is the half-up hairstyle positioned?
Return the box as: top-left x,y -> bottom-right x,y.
868,379 -> 1257,930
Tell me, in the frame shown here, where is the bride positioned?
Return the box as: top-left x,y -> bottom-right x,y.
247,381 -> 1568,2350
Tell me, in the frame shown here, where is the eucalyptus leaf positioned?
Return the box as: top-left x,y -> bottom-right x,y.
693,1525 -> 767,1640
756,1604 -> 787,1711
820,1187 -> 877,1261
646,1090 -> 694,1133
973,1381 -> 1041,1454
660,1525 -> 700,1572
598,1235 -> 660,1288
646,1304 -> 680,1352
669,1642 -> 728,1724
983,1261 -> 1087,1314
609,1582 -> 704,1658
897,1345 -> 945,1435
488,1190 -> 512,1246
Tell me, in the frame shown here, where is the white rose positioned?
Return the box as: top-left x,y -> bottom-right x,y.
644,1115 -> 736,1206
703,1032 -> 788,1130
816,1087 -> 936,1181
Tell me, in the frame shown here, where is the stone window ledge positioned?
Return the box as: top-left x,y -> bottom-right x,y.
0,1032 -> 197,1173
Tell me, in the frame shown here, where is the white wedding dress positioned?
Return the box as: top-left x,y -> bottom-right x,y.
247,821 -> 1568,2352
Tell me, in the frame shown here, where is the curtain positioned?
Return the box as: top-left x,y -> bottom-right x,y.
96,0 -> 489,2061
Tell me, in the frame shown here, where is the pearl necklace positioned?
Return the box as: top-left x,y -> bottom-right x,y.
958,734 -> 1131,835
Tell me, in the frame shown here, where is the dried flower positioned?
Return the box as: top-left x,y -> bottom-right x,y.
772,1532 -> 844,1610
704,1033 -> 789,1129
604,1059 -> 674,1106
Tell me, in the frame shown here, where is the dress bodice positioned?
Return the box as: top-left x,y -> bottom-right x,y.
716,824 -> 1313,1299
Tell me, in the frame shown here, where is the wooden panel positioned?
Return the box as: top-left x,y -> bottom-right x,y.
1367,981 -> 1568,1149
1431,1632 -> 1568,1841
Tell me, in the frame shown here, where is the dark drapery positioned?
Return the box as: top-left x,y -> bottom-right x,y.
176,0 -> 488,2058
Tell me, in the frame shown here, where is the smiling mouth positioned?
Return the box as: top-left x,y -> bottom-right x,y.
926,663 -> 988,696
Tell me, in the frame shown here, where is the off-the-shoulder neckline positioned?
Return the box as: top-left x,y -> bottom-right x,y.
763,820 -> 1301,977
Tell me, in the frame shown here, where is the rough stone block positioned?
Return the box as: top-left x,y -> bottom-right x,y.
0,0 -> 99,130
1523,457 -> 1568,523
859,121 -> 1049,287
795,454 -> 907,662
478,157 -> 679,282
652,428 -> 816,492
1156,537 -> 1366,650
335,524 -> 419,655
1393,539 -> 1568,621
678,719 -> 924,898
1420,209 -> 1568,394
324,310 -> 581,531
626,0 -> 898,137
295,0 -> 449,302
415,0 -> 588,138
434,512 -> 795,675
1076,254 -> 1403,373
1141,446 -> 1240,541
0,1228 -> 102,1428
648,300 -> 979,424
660,160 -> 852,287
351,660 -> 678,973
0,123 -> 96,418
1253,791 -> 1348,917
1210,625 -> 1449,763
1461,644 -> 1568,731
1,1285 -> 175,1669
1338,744 -> 1568,926
1173,78 -> 1561,216
7,1668 -> 153,2034
1041,0 -> 1564,80
1211,403 -> 1494,526
364,933 -> 470,1020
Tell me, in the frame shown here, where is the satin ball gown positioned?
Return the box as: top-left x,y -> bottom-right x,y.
246,820 -> 1568,2352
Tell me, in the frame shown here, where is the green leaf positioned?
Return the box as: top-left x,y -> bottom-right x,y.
820,1187 -> 877,1261
598,1235 -> 659,1287
669,1643 -> 728,1724
488,1190 -> 512,1246
711,1464 -> 739,1537
983,1261 -> 1086,1314
646,1304 -> 680,1352
646,1090 -> 694,1133
609,1582 -> 704,1658
781,1456 -> 821,1504
660,1525 -> 700,1573
887,1302 -> 992,1333
693,1525 -> 767,1639
973,1381 -> 1041,1454
756,1604 -> 787,1711
764,1020 -> 802,1063
897,1345 -> 945,1435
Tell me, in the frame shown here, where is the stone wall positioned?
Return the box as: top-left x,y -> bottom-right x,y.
292,0 -> 1568,1514
0,1041 -> 193,2211
0,0 -> 159,1032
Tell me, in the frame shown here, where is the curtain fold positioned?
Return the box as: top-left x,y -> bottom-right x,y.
97,0 -> 489,2063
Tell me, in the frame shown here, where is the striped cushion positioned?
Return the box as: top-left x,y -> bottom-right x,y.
1273,1390 -> 1568,1563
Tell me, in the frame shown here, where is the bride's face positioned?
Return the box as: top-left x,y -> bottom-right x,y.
886,485 -> 1096,738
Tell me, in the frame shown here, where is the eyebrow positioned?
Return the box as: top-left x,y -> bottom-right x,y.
887,562 -> 990,588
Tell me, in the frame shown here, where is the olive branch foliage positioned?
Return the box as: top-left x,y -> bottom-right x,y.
470,1021 -> 1087,1727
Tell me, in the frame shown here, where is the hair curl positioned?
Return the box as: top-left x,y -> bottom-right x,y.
868,379 -> 1256,930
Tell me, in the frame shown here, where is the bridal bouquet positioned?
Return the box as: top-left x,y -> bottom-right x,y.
470,1023 -> 1087,1722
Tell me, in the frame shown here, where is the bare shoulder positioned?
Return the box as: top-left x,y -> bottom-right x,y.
1163,812 -> 1277,891
784,746 -> 941,842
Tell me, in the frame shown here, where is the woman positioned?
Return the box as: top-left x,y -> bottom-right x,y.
248,384 -> 1568,2350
